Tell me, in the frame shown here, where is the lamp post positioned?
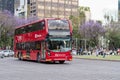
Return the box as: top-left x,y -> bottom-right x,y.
107,40 -> 110,50
84,39 -> 87,51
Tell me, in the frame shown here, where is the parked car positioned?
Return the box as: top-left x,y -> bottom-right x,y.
0,50 -> 14,57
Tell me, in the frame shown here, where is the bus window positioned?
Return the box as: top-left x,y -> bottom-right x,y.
15,28 -> 24,35
47,39 -> 71,52
35,41 -> 41,50
15,21 -> 45,35
48,20 -> 69,30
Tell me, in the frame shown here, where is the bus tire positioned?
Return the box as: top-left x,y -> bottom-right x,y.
59,61 -> 65,64
37,53 -> 41,63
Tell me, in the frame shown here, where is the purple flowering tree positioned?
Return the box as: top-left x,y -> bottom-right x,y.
79,20 -> 105,46
0,10 -> 17,49
0,10 -> 17,36
0,10 -> 39,49
15,16 -> 39,27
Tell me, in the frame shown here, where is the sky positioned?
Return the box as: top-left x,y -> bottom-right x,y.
79,0 -> 118,22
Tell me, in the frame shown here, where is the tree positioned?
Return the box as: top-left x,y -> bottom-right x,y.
69,15 -> 80,38
107,23 -> 120,49
69,6 -> 90,39
78,6 -> 90,25
15,15 -> 39,27
0,10 -> 40,49
103,10 -> 119,49
0,10 -> 16,49
79,20 -> 105,46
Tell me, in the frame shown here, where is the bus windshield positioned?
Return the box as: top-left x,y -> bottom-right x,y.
47,39 -> 71,52
48,19 -> 69,30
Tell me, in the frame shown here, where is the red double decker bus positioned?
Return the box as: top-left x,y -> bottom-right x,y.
14,18 -> 72,63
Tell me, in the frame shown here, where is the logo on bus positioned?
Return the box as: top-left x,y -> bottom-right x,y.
35,34 -> 42,38
17,36 -> 22,41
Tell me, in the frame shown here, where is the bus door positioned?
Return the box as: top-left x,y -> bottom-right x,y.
41,41 -> 46,59
26,42 -> 30,58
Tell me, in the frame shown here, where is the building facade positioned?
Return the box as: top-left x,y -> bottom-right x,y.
36,0 -> 78,18
118,0 -> 120,21
14,0 -> 28,18
15,0 -> 79,19
0,0 -> 14,14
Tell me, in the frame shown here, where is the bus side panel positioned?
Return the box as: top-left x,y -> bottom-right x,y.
30,50 -> 40,60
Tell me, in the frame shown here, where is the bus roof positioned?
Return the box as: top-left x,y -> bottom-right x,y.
15,18 -> 69,29
15,19 -> 43,29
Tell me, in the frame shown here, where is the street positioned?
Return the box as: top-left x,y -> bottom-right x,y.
0,57 -> 120,80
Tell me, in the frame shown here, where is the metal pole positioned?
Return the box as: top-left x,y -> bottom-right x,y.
76,38 -> 78,50
85,39 -> 86,51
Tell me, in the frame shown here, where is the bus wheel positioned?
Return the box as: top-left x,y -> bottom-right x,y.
59,61 -> 65,64
37,54 -> 41,62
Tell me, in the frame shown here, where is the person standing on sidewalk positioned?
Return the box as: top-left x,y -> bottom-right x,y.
103,48 -> 106,58
95,48 -> 99,57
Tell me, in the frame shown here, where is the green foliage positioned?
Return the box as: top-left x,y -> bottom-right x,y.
107,24 -> 120,49
80,20 -> 105,47
0,10 -> 15,49
69,15 -> 80,38
69,6 -> 90,39
103,11 -> 119,49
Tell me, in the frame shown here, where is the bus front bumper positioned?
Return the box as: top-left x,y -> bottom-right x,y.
46,56 -> 72,61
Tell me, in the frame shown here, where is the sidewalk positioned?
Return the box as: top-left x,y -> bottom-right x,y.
73,55 -> 120,62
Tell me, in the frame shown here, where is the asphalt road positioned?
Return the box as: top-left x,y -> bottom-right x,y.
0,57 -> 120,80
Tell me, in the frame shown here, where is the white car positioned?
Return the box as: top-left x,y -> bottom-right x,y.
0,50 -> 14,57
72,49 -> 77,55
